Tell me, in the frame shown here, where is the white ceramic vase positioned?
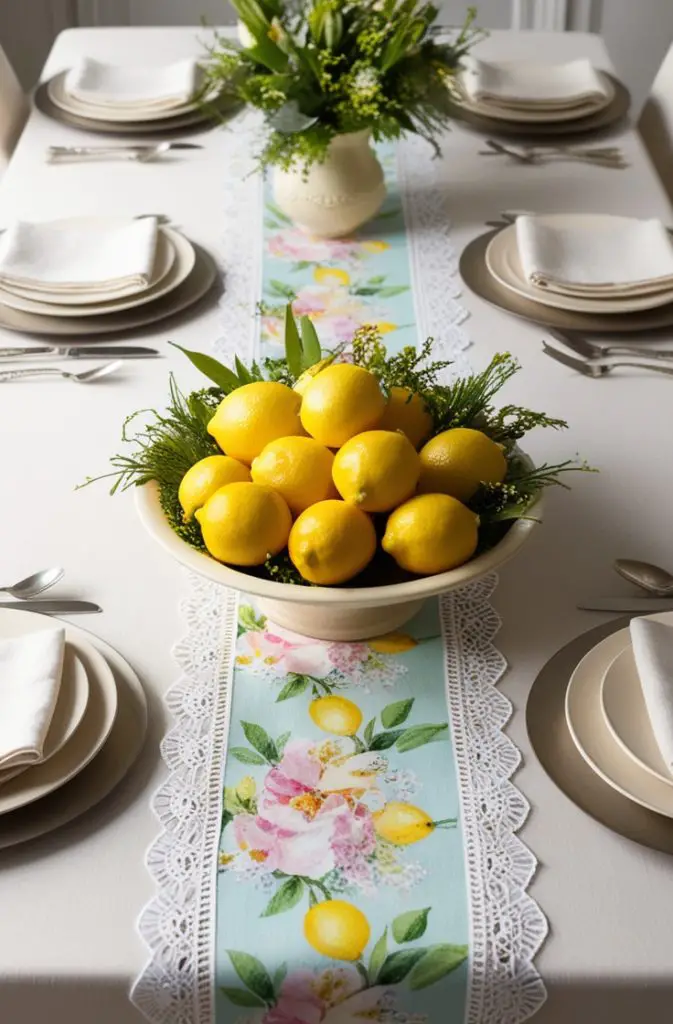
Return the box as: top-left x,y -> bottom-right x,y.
272,130 -> 386,238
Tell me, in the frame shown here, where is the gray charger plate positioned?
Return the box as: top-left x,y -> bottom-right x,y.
451,72 -> 630,138
0,243 -> 217,336
526,617 -> 673,854
460,228 -> 673,334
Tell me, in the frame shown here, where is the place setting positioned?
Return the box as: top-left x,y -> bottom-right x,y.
460,210 -> 673,335
0,213 -> 217,337
0,569 -> 147,851
34,55 -> 237,136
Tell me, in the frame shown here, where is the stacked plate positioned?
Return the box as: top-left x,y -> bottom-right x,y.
452,57 -> 629,137
566,612 -> 673,820
0,608 -> 147,850
0,216 -> 217,337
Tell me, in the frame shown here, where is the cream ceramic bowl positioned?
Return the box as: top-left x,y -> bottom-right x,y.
136,479 -> 540,641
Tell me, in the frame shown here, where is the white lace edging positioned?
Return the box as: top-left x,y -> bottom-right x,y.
441,575 -> 548,1024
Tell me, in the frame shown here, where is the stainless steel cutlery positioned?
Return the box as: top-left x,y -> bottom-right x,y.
542,341 -> 673,377
0,345 -> 159,361
0,567 -> 64,599
0,360 -> 122,383
47,142 -> 203,163
577,597 -> 673,612
0,600 -> 101,614
480,139 -> 626,168
547,328 -> 673,363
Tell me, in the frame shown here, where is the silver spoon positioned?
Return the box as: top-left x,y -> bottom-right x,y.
0,566 -> 64,599
614,559 -> 673,597
0,360 -> 122,384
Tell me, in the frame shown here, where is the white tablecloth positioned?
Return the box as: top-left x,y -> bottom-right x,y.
0,26 -> 672,1024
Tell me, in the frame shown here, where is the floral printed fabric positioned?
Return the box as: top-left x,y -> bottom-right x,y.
259,144 -> 415,358
215,600 -> 470,1024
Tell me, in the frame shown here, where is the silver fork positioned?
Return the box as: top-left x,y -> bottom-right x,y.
0,360 -> 122,383
542,342 -> 673,377
547,327 -> 673,363
482,139 -> 626,167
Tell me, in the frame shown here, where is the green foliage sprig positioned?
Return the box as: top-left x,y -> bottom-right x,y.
203,1 -> 484,169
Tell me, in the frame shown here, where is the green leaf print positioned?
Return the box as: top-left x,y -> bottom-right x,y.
353,287 -> 380,296
377,948 -> 427,985
266,200 -> 292,224
220,987 -> 267,1008
227,951 -> 275,1004
273,962 -> 288,995
368,927 -> 388,981
229,747 -> 268,766
368,275 -> 386,285
276,674 -> 309,702
276,730 -> 291,754
378,285 -> 410,298
381,698 -> 414,728
241,722 -> 279,763
291,260 -> 313,272
261,877 -> 304,917
271,279 -> 298,300
407,944 -> 469,990
239,604 -> 266,632
265,218 -> 281,230
392,908 -> 431,944
364,718 -> 376,746
396,723 -> 448,753
221,808 -> 233,832
369,730 -> 405,751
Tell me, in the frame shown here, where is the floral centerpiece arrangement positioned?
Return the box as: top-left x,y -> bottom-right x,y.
92,305 -> 582,594
204,1 -> 483,235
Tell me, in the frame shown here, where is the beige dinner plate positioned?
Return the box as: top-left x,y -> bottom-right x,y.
0,227 -> 194,317
0,610 -> 117,816
456,71 -> 615,124
0,625 -> 148,851
485,219 -> 673,315
0,643 -> 89,787
0,243 -> 217,336
565,616 -> 673,817
600,644 -> 673,786
460,228 -> 673,334
451,73 -> 629,138
47,70 -> 219,123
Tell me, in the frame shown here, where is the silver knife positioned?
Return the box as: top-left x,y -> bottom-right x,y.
0,345 -> 159,361
578,597 -> 673,612
0,600 -> 101,614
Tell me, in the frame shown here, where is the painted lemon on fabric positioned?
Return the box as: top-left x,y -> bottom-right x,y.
304,900 -> 370,961
195,482 -> 291,566
251,435 -> 338,515
332,430 -> 420,513
309,696 -> 363,736
368,632 -> 418,654
288,500 -> 376,585
418,427 -> 507,502
382,493 -> 478,575
300,364 -> 386,448
207,381 -> 303,465
379,386 -> 434,448
373,802 -> 434,845
178,455 -> 251,522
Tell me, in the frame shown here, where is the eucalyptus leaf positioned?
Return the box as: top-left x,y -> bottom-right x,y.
168,342 -> 240,392
284,303 -> 303,378
407,944 -> 469,990
227,950 -> 275,1003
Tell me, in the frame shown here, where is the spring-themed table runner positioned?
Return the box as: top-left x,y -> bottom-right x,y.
132,124 -> 547,1024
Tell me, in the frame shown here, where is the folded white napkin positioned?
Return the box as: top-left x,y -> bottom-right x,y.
460,57 -> 609,111
630,618 -> 673,776
0,627 -> 65,772
0,218 -> 159,296
516,215 -> 673,298
64,58 -> 201,110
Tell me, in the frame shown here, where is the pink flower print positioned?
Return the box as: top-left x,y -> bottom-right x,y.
264,625 -> 335,678
323,986 -> 389,1024
330,804 -> 376,882
268,739 -> 322,794
266,229 -> 362,266
327,642 -> 370,677
236,631 -> 293,675
265,970 -> 324,1024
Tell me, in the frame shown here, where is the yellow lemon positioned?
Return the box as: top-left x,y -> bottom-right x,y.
373,802 -> 435,845
288,500 -> 376,585
382,493 -> 478,575
313,267 -> 350,286
361,240 -> 390,253
195,482 -> 291,566
178,455 -> 251,522
309,696 -> 363,736
304,900 -> 370,961
300,364 -> 386,448
332,430 -> 420,513
207,382 -> 303,465
375,322 -> 397,334
418,427 -> 507,502
379,386 -> 434,449
293,357 -> 334,396
251,435 -> 338,514
368,632 -> 418,654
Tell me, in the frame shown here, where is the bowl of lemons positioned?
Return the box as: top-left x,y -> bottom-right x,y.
124,311 -> 580,641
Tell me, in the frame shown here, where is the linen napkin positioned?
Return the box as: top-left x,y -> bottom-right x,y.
0,217 -> 159,297
515,215 -> 673,298
0,627 -> 65,772
64,58 -> 201,110
460,57 -> 609,111
630,618 -> 673,776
